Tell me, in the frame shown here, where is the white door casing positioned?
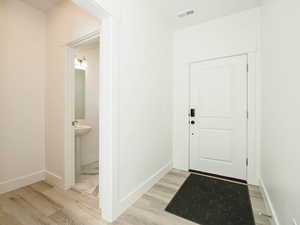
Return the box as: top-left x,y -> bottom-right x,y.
189,55 -> 248,180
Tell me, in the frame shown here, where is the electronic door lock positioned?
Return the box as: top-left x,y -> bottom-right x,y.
190,108 -> 195,117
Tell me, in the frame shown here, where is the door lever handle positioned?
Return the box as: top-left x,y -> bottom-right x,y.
72,121 -> 79,127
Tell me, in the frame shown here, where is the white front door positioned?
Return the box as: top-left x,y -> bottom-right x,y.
189,55 -> 248,180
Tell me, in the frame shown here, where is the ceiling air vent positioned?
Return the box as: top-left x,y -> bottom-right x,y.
177,9 -> 195,18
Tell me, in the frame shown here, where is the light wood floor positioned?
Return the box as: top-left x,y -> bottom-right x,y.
0,169 -> 271,225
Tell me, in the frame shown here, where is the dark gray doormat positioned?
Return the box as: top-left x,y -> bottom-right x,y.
165,174 -> 255,225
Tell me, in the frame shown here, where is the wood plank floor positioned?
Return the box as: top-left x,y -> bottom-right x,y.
0,169 -> 271,225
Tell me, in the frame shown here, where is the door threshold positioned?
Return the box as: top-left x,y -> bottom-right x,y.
189,170 -> 247,185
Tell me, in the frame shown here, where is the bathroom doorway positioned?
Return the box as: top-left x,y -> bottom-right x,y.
72,37 -> 100,197
64,30 -> 101,199
61,1 -> 117,221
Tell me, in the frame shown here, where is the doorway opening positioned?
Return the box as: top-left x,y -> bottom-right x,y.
65,31 -> 100,200
62,1 -> 118,220
72,36 -> 100,197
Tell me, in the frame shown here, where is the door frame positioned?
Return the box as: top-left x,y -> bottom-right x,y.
64,0 -> 120,222
188,54 -> 249,180
187,53 -> 260,184
64,29 -> 100,191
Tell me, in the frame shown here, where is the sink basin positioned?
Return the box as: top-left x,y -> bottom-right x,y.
75,125 -> 92,136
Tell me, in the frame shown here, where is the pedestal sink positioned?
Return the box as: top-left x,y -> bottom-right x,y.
75,125 -> 92,182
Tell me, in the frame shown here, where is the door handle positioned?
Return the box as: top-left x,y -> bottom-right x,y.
72,121 -> 79,127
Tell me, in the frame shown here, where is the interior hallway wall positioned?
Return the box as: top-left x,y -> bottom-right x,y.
261,0 -> 300,224
117,0 -> 173,203
46,0 -> 100,185
76,43 -> 100,166
0,0 -> 46,192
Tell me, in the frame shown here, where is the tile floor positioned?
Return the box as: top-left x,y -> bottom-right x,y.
72,161 -> 99,197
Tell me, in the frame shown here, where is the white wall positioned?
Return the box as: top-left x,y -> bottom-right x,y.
45,0 -> 101,183
0,0 -> 46,192
76,43 -> 100,166
117,0 -> 173,205
173,8 -> 261,184
261,0 -> 300,224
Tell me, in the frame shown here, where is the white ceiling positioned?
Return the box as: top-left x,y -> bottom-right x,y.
21,0 -> 61,12
21,0 -> 261,28
155,0 -> 261,29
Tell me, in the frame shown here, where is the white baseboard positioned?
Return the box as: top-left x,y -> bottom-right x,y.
259,178 -> 280,225
44,170 -> 64,189
117,162 -> 173,217
0,170 -> 45,194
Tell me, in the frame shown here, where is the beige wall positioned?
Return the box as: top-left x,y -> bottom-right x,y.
45,0 -> 101,180
0,0 -> 46,191
76,42 -> 100,166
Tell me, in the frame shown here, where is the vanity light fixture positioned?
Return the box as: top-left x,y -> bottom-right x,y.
75,57 -> 88,70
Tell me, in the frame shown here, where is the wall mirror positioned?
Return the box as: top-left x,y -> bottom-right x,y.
75,69 -> 86,120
